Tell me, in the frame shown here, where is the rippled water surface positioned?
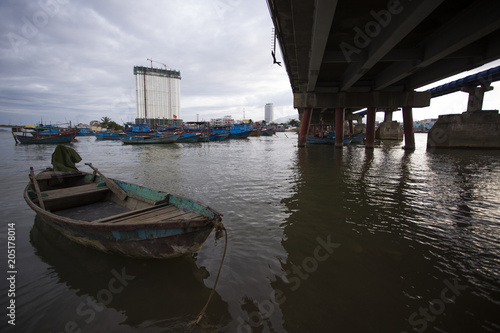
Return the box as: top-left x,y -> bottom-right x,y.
1,131 -> 499,332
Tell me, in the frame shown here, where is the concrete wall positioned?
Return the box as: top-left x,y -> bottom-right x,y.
427,110 -> 500,148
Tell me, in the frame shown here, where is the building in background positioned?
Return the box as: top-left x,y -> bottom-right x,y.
265,103 -> 274,123
134,66 -> 182,128
210,115 -> 235,126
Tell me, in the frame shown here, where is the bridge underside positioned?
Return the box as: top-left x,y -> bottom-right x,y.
267,0 -> 500,148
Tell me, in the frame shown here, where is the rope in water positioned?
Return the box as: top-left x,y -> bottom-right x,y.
188,221 -> 228,330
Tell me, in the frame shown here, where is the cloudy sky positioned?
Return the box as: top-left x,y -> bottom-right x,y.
1,0 -> 499,126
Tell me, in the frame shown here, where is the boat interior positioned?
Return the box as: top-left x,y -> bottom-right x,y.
28,170 -> 208,225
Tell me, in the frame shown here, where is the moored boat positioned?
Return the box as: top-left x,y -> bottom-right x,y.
95,131 -> 122,140
213,133 -> 229,141
177,133 -> 202,143
228,130 -> 252,139
24,158 -> 223,259
307,136 -> 353,145
120,134 -> 180,145
12,126 -> 76,144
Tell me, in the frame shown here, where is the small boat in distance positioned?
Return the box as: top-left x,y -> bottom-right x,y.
24,153 -> 223,259
95,131 -> 122,140
120,133 -> 180,144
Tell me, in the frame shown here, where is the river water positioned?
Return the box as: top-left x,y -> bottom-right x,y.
0,130 -> 499,333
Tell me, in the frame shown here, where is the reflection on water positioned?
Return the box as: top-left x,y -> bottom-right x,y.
28,218 -> 229,332
0,132 -> 499,332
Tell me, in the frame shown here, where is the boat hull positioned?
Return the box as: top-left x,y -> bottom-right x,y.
34,213 -> 214,258
15,131 -> 76,144
228,130 -> 252,139
307,137 -> 353,145
177,134 -> 201,143
95,132 -> 122,140
120,134 -> 180,145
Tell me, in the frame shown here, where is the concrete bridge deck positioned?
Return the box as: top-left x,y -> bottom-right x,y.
267,0 -> 500,148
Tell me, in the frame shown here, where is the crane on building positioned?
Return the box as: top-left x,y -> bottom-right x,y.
147,58 -> 171,70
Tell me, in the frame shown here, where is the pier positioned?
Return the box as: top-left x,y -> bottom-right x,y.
267,0 -> 500,148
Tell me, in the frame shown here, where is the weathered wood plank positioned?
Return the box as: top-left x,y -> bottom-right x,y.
101,203 -> 175,223
43,183 -> 108,201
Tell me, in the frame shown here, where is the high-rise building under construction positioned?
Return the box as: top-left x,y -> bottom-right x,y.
133,66 -> 181,128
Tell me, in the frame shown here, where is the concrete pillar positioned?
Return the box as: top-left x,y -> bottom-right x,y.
349,119 -> 354,134
384,111 -> 393,122
462,86 -> 494,112
335,107 -> 345,148
402,106 -> 415,150
298,107 -> 313,147
365,107 -> 376,148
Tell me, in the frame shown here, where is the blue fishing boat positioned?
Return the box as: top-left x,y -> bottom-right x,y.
123,123 -> 157,136
228,130 -> 252,139
213,133 -> 229,141
120,134 -> 180,145
307,136 -> 353,145
177,133 -> 201,143
347,133 -> 365,143
24,158 -> 223,259
75,126 -> 94,136
259,128 -> 275,136
12,126 -> 76,144
95,131 -> 122,140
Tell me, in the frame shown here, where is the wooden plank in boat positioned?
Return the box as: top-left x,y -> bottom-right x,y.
36,171 -> 87,180
43,183 -> 109,201
103,204 -> 178,224
139,210 -> 201,224
111,206 -> 207,225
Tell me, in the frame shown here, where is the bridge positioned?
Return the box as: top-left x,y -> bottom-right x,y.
267,0 -> 500,148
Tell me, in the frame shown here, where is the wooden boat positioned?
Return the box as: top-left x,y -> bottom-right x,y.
259,128 -> 275,136
13,126 -> 76,144
307,136 -> 352,145
120,134 -> 180,145
347,133 -> 365,143
214,133 -> 229,141
95,131 -> 122,140
24,164 -> 223,259
177,133 -> 202,143
228,130 -> 252,139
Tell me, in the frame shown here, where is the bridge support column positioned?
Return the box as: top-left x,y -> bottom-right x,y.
462,86 -> 494,111
298,107 -> 313,147
335,107 -> 345,148
376,108 -> 403,140
402,106 -> 415,150
384,110 -> 393,122
365,107 -> 376,149
348,119 -> 354,134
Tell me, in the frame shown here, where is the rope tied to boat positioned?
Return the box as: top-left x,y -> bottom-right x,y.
187,220 -> 227,330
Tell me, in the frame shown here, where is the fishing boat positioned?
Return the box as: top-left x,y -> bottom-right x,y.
259,128 -> 275,136
212,133 -> 229,141
75,126 -> 94,136
177,133 -> 202,143
347,133 -> 365,143
24,160 -> 223,259
120,134 -> 180,145
307,136 -> 353,145
12,126 -> 76,144
95,131 -> 122,140
228,130 -> 252,139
